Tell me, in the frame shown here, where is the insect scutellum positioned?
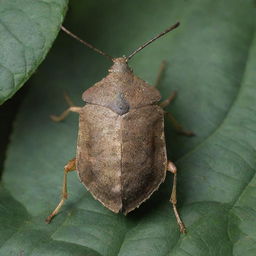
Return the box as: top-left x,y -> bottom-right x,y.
61,22 -> 180,65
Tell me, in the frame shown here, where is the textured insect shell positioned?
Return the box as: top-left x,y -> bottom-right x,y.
82,58 -> 161,112
76,58 -> 167,214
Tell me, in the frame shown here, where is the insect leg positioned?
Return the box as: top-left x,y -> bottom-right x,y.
159,91 -> 177,108
50,106 -> 82,122
154,60 -> 167,88
45,158 -> 76,223
50,92 -> 82,122
167,160 -> 186,234
154,62 -> 178,108
165,112 -> 195,136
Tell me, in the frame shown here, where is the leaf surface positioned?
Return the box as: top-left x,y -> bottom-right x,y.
0,0 -> 68,104
1,0 -> 256,255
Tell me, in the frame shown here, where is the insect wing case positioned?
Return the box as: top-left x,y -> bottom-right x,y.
77,68 -> 167,213
121,105 -> 167,214
77,104 -> 122,212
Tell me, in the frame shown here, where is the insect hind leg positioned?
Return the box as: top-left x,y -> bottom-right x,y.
167,160 -> 186,234
45,158 -> 76,223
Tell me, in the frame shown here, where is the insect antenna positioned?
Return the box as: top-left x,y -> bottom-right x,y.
61,26 -> 113,61
127,22 -> 180,61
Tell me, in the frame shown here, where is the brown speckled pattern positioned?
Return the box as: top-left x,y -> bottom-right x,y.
77,105 -> 122,213
121,105 -> 167,214
76,58 -> 167,214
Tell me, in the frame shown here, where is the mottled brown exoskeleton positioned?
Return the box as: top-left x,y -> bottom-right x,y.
46,22 -> 194,233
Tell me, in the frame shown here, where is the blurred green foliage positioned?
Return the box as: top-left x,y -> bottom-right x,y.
0,0 -> 256,255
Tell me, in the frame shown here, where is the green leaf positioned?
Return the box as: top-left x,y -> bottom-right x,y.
1,0 -> 256,255
0,0 -> 68,104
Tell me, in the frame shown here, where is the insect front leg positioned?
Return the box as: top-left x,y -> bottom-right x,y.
153,61 -> 194,136
45,158 -> 76,223
167,160 -> 186,234
154,61 -> 179,108
51,93 -> 82,122
154,60 -> 167,88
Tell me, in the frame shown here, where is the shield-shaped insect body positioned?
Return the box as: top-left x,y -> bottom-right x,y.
77,58 -> 167,214
46,22 -> 193,234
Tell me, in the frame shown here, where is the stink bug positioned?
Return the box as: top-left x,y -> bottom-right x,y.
46,22 -> 194,233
